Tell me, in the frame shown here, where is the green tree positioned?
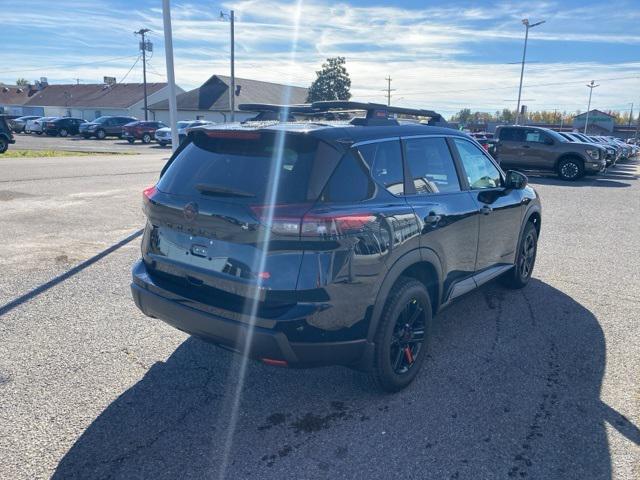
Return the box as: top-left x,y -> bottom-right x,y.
16,78 -> 29,86
306,57 -> 351,102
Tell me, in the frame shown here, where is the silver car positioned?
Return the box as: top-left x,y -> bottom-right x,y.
25,117 -> 57,135
154,120 -> 214,146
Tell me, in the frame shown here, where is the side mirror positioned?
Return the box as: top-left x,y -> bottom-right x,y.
505,170 -> 528,189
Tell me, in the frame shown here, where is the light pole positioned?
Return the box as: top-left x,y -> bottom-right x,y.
220,10 -> 235,122
583,80 -> 600,134
162,0 -> 179,151
515,18 -> 545,125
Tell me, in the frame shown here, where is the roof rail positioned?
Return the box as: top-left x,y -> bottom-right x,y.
238,101 -> 447,126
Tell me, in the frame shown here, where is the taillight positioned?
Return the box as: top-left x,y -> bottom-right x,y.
251,204 -> 376,238
143,185 -> 156,200
481,143 -> 489,151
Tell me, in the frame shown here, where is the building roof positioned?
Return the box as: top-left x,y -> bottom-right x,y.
23,83 -> 168,109
148,75 -> 308,112
573,109 -> 615,119
0,84 -> 35,106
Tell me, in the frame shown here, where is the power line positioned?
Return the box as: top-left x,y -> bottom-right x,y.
400,74 -> 640,96
119,55 -> 141,83
1,55 -> 139,74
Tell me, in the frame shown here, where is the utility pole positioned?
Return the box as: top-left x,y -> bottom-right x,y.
385,76 -> 394,106
583,80 -> 599,134
515,18 -> 545,125
220,10 -> 235,122
628,102 -> 633,127
134,28 -> 152,120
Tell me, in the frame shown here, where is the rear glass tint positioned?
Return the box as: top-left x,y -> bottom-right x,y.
157,131 -> 341,203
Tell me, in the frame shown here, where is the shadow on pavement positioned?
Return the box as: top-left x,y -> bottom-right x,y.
53,279 -> 639,479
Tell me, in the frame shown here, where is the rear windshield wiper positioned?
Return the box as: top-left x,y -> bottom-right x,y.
195,183 -> 255,198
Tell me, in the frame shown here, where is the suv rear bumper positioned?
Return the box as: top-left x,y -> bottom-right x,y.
131,260 -> 370,368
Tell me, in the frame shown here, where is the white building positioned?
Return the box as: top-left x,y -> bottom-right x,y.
21,82 -> 183,121
148,75 -> 308,123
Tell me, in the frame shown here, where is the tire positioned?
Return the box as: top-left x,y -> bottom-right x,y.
25,129 -> 31,134
36,131 -> 42,135
557,157 -> 584,181
142,133 -> 151,144
370,277 -> 432,392
499,222 -> 538,289
158,141 -> 168,147
0,138 -> 7,154
96,129 -> 106,140
59,128 -> 68,137
127,138 -> 135,144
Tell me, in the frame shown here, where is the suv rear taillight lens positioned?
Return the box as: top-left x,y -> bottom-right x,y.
143,185 -> 157,200
251,204 -> 376,238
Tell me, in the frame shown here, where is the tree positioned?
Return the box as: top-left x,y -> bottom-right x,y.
15,78 -> 29,86
306,57 -> 351,102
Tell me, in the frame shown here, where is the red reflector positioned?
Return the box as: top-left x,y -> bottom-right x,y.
143,185 -> 157,199
205,130 -> 261,140
261,358 -> 288,367
257,271 -> 271,280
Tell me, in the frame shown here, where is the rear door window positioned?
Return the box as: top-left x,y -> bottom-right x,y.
157,130 -> 341,204
404,137 -> 461,194
356,140 -> 404,195
499,128 -> 525,142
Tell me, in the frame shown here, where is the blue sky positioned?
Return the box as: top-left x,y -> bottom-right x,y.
2,0 -> 639,116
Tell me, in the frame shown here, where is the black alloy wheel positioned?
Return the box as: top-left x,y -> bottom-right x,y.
372,278 -> 432,392
390,298 -> 426,375
500,221 -> 538,289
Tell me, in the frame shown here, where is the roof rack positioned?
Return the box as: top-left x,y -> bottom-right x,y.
238,101 -> 448,126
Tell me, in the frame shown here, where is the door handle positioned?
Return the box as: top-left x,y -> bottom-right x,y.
480,205 -> 493,215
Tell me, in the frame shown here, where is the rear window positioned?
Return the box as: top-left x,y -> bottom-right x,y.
157,131 -> 341,203
498,128 -> 525,142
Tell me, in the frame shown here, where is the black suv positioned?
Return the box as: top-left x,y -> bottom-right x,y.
0,115 -> 16,153
131,102 -> 541,391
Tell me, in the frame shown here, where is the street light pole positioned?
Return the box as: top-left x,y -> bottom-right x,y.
583,80 -> 600,134
162,0 -> 179,151
220,10 -> 235,123
515,18 -> 545,125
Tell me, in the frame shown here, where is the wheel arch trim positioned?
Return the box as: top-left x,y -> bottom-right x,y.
366,248 -> 443,343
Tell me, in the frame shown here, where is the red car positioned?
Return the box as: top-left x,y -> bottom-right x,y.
122,121 -> 167,144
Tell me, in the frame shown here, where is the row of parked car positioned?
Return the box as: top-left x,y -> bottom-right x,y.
9,115 -> 215,146
472,126 -> 638,180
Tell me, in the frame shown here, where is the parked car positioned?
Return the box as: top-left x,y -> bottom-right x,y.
154,120 -> 214,146
79,116 -> 137,139
122,121 -> 167,144
10,115 -> 40,133
131,101 -> 542,392
494,125 -> 606,180
558,132 -> 615,166
25,116 -> 57,135
44,117 -> 87,137
0,115 -> 16,153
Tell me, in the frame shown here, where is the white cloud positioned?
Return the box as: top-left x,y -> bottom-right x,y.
2,0 -> 639,117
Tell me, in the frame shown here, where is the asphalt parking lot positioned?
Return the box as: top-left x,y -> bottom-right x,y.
0,153 -> 638,479
10,132 -> 172,154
